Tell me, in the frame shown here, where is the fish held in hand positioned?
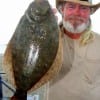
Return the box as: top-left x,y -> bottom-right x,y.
3,0 -> 63,99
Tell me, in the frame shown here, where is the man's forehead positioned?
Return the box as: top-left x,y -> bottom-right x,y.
64,1 -> 90,7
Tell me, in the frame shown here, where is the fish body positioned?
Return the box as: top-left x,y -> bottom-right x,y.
3,0 -> 62,94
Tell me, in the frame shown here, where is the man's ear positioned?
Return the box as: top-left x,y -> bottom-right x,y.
90,7 -> 96,15
58,5 -> 64,15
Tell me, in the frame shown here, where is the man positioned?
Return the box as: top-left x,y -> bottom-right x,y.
48,0 -> 100,100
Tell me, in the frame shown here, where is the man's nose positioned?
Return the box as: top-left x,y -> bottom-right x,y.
73,7 -> 81,16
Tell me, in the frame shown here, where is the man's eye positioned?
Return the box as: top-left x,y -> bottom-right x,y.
80,6 -> 89,10
67,4 -> 75,9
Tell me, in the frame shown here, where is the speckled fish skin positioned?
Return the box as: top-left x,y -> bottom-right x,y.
7,0 -> 59,91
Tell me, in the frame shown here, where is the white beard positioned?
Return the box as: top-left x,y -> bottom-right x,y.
63,20 -> 90,34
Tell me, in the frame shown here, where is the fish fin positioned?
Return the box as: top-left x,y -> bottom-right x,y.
3,42 -> 16,88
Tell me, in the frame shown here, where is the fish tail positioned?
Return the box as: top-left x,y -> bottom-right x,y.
11,89 -> 27,100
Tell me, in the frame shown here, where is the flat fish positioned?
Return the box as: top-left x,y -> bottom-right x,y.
3,0 -> 63,99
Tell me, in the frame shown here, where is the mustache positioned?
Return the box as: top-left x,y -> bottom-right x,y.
68,16 -> 85,21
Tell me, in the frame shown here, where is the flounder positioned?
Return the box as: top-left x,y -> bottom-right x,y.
3,0 -> 63,99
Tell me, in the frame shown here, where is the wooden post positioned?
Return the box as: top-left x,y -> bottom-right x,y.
0,74 -> 3,98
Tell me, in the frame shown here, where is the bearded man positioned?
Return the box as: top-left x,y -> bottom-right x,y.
48,0 -> 100,100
